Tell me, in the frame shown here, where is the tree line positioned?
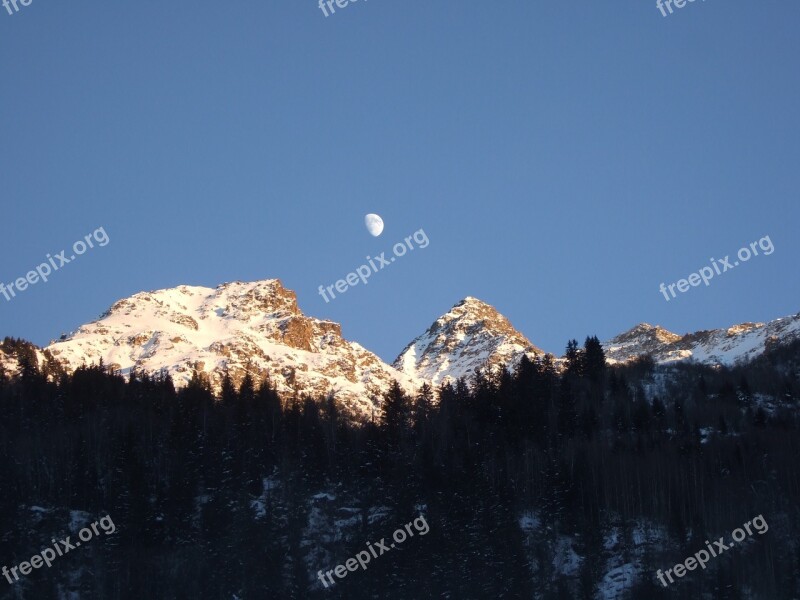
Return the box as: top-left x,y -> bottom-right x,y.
0,336 -> 798,599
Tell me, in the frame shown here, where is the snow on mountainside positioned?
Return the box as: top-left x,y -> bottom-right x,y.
393,297 -> 544,385
0,339 -> 59,380
19,278 -> 800,412
604,313 -> 800,366
45,280 -> 419,418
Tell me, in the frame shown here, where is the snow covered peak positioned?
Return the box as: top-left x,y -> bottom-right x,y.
393,297 -> 544,386
46,279 -> 417,418
25,277 -> 800,413
459,296 -> 485,305
604,313 -> 800,366
434,296 -> 519,328
605,323 -> 682,354
100,279 -> 302,323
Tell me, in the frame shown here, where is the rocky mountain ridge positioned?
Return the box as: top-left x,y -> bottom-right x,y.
1,279 -> 797,418
603,315 -> 800,365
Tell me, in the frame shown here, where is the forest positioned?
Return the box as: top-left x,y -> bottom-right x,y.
0,336 -> 798,599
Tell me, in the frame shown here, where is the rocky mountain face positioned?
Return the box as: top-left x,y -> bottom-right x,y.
603,313 -> 800,366
392,297 -> 544,385
45,280 -> 418,418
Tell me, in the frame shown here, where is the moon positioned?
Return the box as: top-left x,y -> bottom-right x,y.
364,213 -> 384,237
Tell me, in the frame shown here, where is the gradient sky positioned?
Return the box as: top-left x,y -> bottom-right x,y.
1,0 -> 798,363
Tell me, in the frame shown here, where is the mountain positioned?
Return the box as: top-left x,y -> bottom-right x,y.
44,280 -> 418,418
392,296 -> 544,385
22,278 -> 800,411
604,313 -> 800,366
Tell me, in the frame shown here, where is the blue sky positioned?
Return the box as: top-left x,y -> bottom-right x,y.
1,0 -> 798,362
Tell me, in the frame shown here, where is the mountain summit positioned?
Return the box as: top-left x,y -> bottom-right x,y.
393,297 -> 544,385
603,314 -> 800,365
45,280 -> 417,417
